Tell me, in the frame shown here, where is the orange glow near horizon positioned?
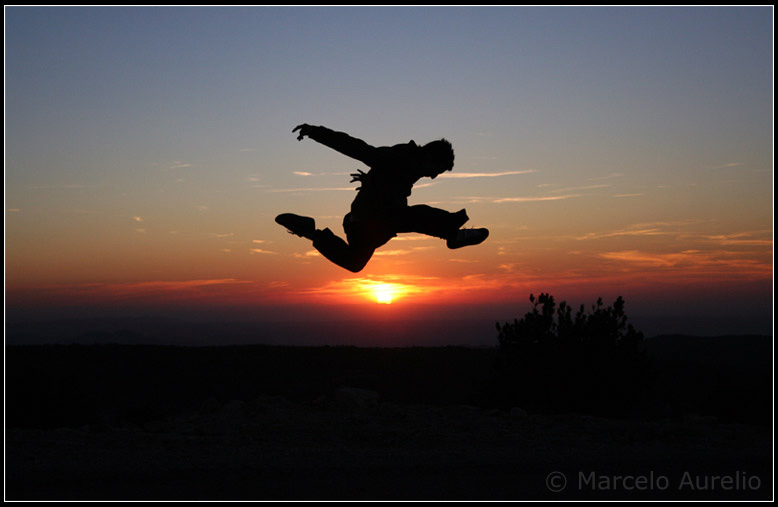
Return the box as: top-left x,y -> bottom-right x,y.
4,210 -> 773,315
6,241 -> 774,311
334,278 -> 421,305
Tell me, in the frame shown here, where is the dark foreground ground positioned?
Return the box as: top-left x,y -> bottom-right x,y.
5,339 -> 773,500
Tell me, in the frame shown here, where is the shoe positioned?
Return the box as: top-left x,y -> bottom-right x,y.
447,228 -> 489,249
275,213 -> 316,240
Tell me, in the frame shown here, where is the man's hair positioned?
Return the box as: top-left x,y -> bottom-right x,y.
424,139 -> 455,171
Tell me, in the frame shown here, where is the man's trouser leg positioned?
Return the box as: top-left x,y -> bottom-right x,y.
392,205 -> 469,240
312,228 -> 375,273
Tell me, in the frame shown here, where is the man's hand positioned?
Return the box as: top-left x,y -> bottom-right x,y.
350,169 -> 369,190
349,169 -> 367,183
293,124 -> 311,141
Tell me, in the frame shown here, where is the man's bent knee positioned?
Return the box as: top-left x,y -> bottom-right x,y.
343,251 -> 373,273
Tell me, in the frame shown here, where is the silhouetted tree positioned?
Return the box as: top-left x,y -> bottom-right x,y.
492,294 -> 646,416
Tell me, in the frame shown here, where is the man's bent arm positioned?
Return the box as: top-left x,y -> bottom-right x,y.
295,125 -> 377,166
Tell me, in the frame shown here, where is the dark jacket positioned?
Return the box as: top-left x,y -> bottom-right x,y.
305,126 -> 425,220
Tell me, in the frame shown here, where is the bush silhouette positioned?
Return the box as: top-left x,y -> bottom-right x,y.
491,293 -> 647,416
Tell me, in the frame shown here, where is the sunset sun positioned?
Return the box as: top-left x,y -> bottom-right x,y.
372,283 -> 400,304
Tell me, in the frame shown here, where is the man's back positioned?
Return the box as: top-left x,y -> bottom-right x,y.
351,141 -> 424,219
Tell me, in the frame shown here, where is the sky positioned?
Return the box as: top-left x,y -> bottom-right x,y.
5,6 -> 774,342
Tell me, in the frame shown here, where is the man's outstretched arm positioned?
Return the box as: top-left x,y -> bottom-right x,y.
293,124 -> 377,166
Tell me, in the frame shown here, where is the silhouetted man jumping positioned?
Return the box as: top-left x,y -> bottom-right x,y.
276,124 -> 489,272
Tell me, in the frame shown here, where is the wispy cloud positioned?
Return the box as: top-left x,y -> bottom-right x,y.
372,246 -> 434,256
391,234 -> 435,242
169,161 -> 192,170
250,248 -> 277,255
373,249 -> 414,256
576,220 -> 704,241
699,231 -> 773,247
290,171 -> 351,177
576,226 -> 669,241
600,250 -> 698,268
599,249 -> 772,278
457,181 -> 613,205
549,184 -> 610,194
439,170 -> 535,179
268,187 -> 354,193
462,194 -> 581,204
293,250 -> 321,259
708,162 -> 745,170
498,262 -> 522,272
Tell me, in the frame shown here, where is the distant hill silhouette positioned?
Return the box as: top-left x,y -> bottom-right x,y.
644,334 -> 771,369
641,334 -> 772,424
6,331 -> 772,430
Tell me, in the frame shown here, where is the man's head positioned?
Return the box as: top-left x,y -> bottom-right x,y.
421,139 -> 454,178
